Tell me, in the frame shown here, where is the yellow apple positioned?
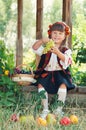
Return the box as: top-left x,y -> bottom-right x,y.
70,115 -> 78,124
36,117 -> 47,126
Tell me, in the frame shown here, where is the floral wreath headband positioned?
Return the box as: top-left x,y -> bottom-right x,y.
47,22 -> 70,38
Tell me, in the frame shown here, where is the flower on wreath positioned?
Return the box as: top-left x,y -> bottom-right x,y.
47,22 -> 70,38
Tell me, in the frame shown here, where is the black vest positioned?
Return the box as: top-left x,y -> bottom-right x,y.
35,47 -> 70,78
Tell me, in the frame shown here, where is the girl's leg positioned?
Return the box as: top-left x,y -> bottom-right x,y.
38,84 -> 49,119
58,83 -> 67,103
53,83 -> 67,116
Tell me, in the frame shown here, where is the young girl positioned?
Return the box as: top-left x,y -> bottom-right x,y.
32,21 -> 75,119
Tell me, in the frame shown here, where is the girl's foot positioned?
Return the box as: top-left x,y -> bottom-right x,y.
53,107 -> 64,117
40,109 -> 50,119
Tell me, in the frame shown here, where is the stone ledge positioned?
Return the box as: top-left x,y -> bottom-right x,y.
21,85 -> 86,104
22,85 -> 86,94
68,86 -> 86,94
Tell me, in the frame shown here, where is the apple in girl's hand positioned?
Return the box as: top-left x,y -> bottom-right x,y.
46,113 -> 56,125
11,113 -> 19,122
60,117 -> 71,126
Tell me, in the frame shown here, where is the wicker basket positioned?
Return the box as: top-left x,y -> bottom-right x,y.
12,64 -> 36,86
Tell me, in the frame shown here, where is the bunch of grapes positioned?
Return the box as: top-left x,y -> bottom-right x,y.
43,40 -> 55,54
14,68 -> 31,74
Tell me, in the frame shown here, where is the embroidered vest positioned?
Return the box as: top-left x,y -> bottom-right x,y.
35,47 -> 69,78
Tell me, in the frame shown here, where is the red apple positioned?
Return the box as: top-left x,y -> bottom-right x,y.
11,113 -> 19,122
60,117 -> 71,126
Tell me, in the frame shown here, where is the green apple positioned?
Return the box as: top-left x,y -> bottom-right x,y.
46,113 -> 56,125
19,115 -> 34,123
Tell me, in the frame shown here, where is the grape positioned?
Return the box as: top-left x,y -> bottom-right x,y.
14,68 -> 33,74
43,40 -> 55,54
14,68 -> 21,74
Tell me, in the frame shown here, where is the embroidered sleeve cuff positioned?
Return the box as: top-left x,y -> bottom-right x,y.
32,46 -> 44,56
60,49 -> 72,69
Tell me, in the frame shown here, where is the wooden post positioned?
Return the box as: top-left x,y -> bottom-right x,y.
16,0 -> 23,66
36,0 -> 43,67
36,0 -> 43,39
62,0 -> 72,48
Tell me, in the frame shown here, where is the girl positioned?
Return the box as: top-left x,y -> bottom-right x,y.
32,21 -> 75,119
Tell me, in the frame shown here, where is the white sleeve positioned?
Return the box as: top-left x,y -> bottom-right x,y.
60,49 -> 72,69
32,45 -> 44,56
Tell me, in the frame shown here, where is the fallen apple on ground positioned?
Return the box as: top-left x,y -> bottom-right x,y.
36,117 -> 47,126
11,113 -> 19,122
70,115 -> 78,124
60,117 -> 71,126
46,113 -> 56,125
19,115 -> 35,123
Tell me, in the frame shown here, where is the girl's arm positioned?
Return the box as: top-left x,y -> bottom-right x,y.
51,47 -> 72,69
51,46 -> 65,62
32,38 -> 50,50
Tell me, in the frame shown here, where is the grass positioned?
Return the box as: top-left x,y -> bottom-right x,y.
0,91 -> 86,130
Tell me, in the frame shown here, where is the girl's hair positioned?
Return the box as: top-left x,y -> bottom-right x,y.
47,21 -> 71,50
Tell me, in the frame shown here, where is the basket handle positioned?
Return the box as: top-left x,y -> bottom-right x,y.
16,64 -> 34,75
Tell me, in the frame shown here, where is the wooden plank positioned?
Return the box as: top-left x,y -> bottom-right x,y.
16,0 -> 23,67
62,0 -> 72,48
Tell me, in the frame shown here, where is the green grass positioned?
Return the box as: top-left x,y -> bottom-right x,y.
0,92 -> 86,130
0,107 -> 85,130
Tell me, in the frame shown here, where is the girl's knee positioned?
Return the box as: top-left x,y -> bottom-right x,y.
59,83 -> 67,89
38,84 -> 43,89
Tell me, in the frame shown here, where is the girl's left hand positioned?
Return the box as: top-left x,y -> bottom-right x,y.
50,46 -> 59,54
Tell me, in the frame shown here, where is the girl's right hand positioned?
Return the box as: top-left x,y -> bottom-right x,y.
42,38 -> 50,44
32,38 -> 50,50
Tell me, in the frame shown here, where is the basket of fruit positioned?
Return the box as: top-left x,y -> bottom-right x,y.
11,64 -> 36,86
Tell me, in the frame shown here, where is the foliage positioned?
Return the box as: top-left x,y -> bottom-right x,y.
71,33 -> 86,86
70,64 -> 86,86
0,40 -> 14,74
72,11 -> 86,86
72,36 -> 86,64
0,40 -> 23,107
0,0 -> 13,36
23,0 -> 35,38
76,48 -> 86,63
0,75 -> 22,107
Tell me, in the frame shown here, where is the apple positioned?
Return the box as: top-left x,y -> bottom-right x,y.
60,117 -> 71,126
46,113 -> 56,125
70,115 -> 78,124
19,115 -> 35,123
11,113 -> 19,122
36,117 -> 47,126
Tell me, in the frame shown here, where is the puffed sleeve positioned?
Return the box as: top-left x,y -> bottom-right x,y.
60,49 -> 72,69
32,45 -> 44,56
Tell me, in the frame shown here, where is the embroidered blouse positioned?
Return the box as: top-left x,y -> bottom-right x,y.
33,45 -> 72,71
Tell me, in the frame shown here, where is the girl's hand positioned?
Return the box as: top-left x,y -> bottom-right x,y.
51,46 -> 59,54
51,46 -> 65,62
32,38 -> 50,50
42,38 -> 50,44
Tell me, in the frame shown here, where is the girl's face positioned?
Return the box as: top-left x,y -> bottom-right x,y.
51,30 -> 66,44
